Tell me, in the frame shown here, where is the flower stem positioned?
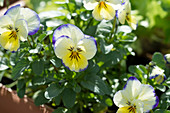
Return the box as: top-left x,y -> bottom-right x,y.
110,16 -> 117,39
27,37 -> 32,48
30,35 -> 35,47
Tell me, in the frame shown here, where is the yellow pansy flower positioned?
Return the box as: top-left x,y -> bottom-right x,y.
114,76 -> 159,113
83,0 -> 121,21
117,0 -> 137,30
53,24 -> 97,72
0,4 -> 40,51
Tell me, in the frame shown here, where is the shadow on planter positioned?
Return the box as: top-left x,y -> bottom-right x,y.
0,83 -> 54,113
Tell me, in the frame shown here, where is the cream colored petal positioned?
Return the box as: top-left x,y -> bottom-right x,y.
54,35 -> 74,59
127,15 -> 137,30
83,0 -> 98,10
118,9 -> 126,24
77,36 -> 97,60
20,8 -> 40,35
123,77 -> 141,100
125,0 -> 131,13
0,31 -> 20,51
92,3 -> 115,21
53,24 -> 84,45
137,84 -> 158,112
62,52 -> 88,72
92,4 -> 103,21
113,90 -> 128,108
15,19 -> 28,41
0,15 -> 14,34
4,4 -> 22,22
100,3 -> 115,20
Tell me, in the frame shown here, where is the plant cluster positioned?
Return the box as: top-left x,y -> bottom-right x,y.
0,0 -> 169,113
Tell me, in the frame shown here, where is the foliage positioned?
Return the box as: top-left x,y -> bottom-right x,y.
0,0 -> 170,112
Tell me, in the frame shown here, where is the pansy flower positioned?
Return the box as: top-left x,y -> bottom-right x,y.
117,0 -> 137,30
114,76 -> 159,113
150,66 -> 166,84
53,24 -> 97,72
164,54 -> 170,64
0,4 -> 40,51
83,0 -> 121,21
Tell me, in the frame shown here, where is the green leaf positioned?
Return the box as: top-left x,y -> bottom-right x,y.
17,79 -> 25,89
105,98 -> 113,106
119,33 -> 137,43
81,75 -> 111,95
156,84 -> 166,92
128,65 -> 147,84
32,76 -> 45,85
62,88 -> 76,108
152,52 -> 166,69
100,39 -> 113,54
161,0 -> 170,12
53,107 -> 65,113
50,57 -> 62,68
32,59 -> 44,75
46,83 -> 64,98
54,94 -> 62,105
154,109 -> 170,113
0,71 -> 5,82
12,59 -> 30,80
34,91 -> 49,106
38,33 -> 46,42
17,86 -> 25,98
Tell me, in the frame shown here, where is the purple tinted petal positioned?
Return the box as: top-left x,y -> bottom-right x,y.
123,76 -> 138,89
4,4 -> 20,15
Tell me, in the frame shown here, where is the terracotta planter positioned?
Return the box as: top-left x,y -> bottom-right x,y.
0,83 -> 54,113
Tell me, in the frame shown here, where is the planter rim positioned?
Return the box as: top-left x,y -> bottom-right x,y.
0,83 -> 54,113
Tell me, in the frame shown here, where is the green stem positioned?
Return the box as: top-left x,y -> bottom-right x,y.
85,17 -> 93,31
30,35 -> 35,47
110,16 -> 117,39
27,37 -> 32,48
146,64 -> 151,84
150,110 -> 154,113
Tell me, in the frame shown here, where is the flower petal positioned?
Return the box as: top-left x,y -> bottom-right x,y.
15,19 -> 28,41
83,0 -> 98,10
20,8 -> 40,35
155,74 -> 166,84
0,31 -> 20,51
118,9 -> 126,24
62,52 -> 88,72
137,84 -> 158,112
123,77 -> 142,100
0,15 -> 14,34
149,66 -> 164,79
92,3 -> 115,21
77,35 -> 97,60
113,90 -> 128,108
117,106 -> 131,113
127,15 -> 137,30
4,4 -> 22,22
54,35 -> 74,59
53,24 -> 84,45
164,54 -> 170,64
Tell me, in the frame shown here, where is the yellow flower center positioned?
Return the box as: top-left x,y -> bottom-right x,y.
98,1 -> 107,10
9,31 -> 17,40
68,47 -> 82,61
128,106 -> 136,113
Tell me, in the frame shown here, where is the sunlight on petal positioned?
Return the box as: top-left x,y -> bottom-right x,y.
0,31 -> 19,51
20,8 -> 40,35
62,52 -> 88,72
54,35 -> 74,59
15,19 -> 28,41
77,37 -> 97,60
